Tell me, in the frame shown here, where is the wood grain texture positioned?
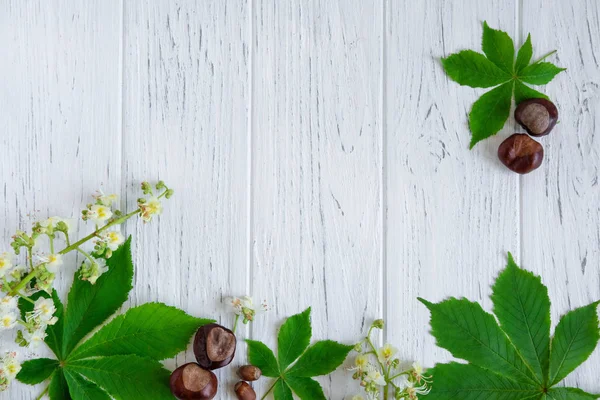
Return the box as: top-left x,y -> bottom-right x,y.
0,1 -> 122,399
521,0 -> 600,391
384,0 -> 519,370
250,0 -> 382,397
1,0 -> 600,399
122,0 -> 249,396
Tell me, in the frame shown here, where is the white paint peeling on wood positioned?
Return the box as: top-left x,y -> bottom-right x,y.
1,0 -> 599,399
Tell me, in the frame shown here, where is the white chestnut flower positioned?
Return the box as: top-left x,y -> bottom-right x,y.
23,328 -> 47,348
377,343 -> 398,366
0,253 -> 13,278
98,230 -> 125,251
37,253 -> 63,274
87,205 -> 113,225
0,352 -> 21,389
139,197 -> 163,222
0,313 -> 17,330
93,191 -> 118,207
364,368 -> 386,386
32,298 -> 57,324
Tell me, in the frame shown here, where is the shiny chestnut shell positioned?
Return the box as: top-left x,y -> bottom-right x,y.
498,134 -> 544,174
514,98 -> 558,137
169,363 -> 218,400
234,381 -> 257,400
194,323 -> 236,370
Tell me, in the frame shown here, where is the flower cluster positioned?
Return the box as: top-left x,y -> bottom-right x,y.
0,181 -> 172,392
226,295 -> 269,333
0,352 -> 21,392
350,320 -> 431,400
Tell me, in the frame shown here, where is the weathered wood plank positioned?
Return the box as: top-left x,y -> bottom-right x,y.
251,0 -> 382,397
521,0 -> 600,391
384,0 -> 519,375
0,1 -> 122,398
122,0 -> 249,396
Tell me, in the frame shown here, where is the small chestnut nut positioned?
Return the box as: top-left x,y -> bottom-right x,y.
194,323 -> 237,370
514,98 -> 558,137
237,365 -> 262,381
234,381 -> 257,400
170,363 -> 218,400
498,133 -> 544,174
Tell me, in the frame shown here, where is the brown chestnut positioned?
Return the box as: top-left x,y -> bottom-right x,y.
498,134 -> 544,174
170,363 -> 218,400
237,365 -> 262,381
194,323 -> 236,370
514,98 -> 558,137
234,381 -> 256,400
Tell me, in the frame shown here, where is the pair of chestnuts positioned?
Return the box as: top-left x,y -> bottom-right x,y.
498,98 -> 558,174
169,323 -> 262,400
170,323 -> 237,399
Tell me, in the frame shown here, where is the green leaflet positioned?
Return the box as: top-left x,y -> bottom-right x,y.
68,303 -> 212,361
468,81 -> 514,148
418,296 -> 536,384
16,240 -> 209,400
16,358 -> 59,384
442,21 -> 565,148
421,253 -> 600,400
549,301 -> 600,385
482,21 -> 515,74
519,62 -> 567,85
427,363 -> 541,400
491,252 -> 550,384
515,34 -> 533,72
441,50 -> 511,88
48,370 -> 72,400
62,238 -> 134,356
277,307 -> 311,370
67,355 -> 172,400
63,370 -> 111,400
246,308 -> 353,400
547,387 -> 600,400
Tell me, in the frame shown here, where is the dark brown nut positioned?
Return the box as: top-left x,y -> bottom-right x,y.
237,365 -> 262,381
498,134 -> 544,174
514,98 -> 558,137
170,363 -> 218,400
234,381 -> 256,400
194,323 -> 236,370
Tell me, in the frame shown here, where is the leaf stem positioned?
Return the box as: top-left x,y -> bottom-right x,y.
35,385 -> 48,400
532,50 -> 557,65
260,378 -> 279,400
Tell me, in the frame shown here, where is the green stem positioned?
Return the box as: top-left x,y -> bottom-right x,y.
384,385 -> 389,400
35,385 -> 49,400
9,209 -> 140,296
532,50 -> 557,65
76,247 -> 96,265
49,236 -> 54,254
260,379 -> 279,400
232,315 -> 239,334
18,293 -> 35,305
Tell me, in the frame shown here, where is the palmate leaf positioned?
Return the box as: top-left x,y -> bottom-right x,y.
442,22 -> 565,148
16,239 -> 209,400
491,252 -> 550,384
422,253 -> 600,400
246,308 -> 353,400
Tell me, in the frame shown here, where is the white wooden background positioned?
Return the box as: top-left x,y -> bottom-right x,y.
1,0 -> 599,399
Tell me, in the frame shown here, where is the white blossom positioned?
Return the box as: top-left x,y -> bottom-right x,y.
37,253 -> 63,273
32,298 -> 57,324
0,313 -> 17,330
23,328 -> 47,348
0,352 -> 21,391
0,296 -> 17,313
98,230 -> 125,251
87,205 -> 113,225
377,343 -> 399,365
139,197 -> 163,222
0,253 -> 13,278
